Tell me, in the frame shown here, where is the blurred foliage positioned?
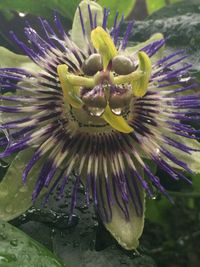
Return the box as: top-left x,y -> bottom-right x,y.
146,0 -> 182,15
0,0 -> 80,20
97,0 -> 136,25
0,0 -> 185,19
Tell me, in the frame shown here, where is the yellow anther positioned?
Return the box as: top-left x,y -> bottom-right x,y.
132,51 -> 152,97
57,64 -> 83,109
102,106 -> 133,133
91,26 -> 118,70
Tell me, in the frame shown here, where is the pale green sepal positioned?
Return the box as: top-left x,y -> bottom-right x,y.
0,149 -> 48,221
71,0 -> 103,51
163,134 -> 200,173
0,46 -> 41,72
132,51 -> 152,97
105,186 -> 145,250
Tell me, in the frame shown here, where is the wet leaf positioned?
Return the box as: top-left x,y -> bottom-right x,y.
0,220 -> 66,267
0,149 -> 46,221
16,179 -> 156,267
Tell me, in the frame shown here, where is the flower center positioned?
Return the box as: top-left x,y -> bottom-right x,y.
57,26 -> 152,134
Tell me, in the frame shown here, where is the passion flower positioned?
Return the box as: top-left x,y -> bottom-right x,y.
0,0 -> 199,250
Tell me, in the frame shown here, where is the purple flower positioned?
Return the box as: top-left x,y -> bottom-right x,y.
0,0 -> 199,250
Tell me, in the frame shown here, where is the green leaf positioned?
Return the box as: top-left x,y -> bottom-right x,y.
0,0 -> 80,20
0,149 -> 46,221
146,197 -> 171,229
146,0 -> 183,15
192,173 -> 200,192
147,0 -> 198,20
0,220 -> 66,267
146,0 -> 166,15
98,0 -> 136,26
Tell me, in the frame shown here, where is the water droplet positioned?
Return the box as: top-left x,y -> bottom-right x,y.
5,205 -> 13,213
19,186 -> 27,193
155,148 -> 160,155
111,108 -> 122,115
178,239 -> 185,246
0,190 -> 8,197
132,249 -> 140,256
51,228 -> 56,238
0,161 -> 9,168
0,223 -> 5,229
178,74 -> 191,83
0,232 -> 7,240
88,107 -> 104,117
18,12 -> 26,17
0,256 -> 9,263
73,240 -> 79,247
10,239 -> 18,247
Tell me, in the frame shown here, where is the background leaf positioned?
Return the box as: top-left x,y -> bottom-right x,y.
146,0 -> 182,15
0,150 -> 40,221
0,220 -> 66,266
97,0 -> 136,26
0,149 -> 54,221
0,0 -> 80,20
